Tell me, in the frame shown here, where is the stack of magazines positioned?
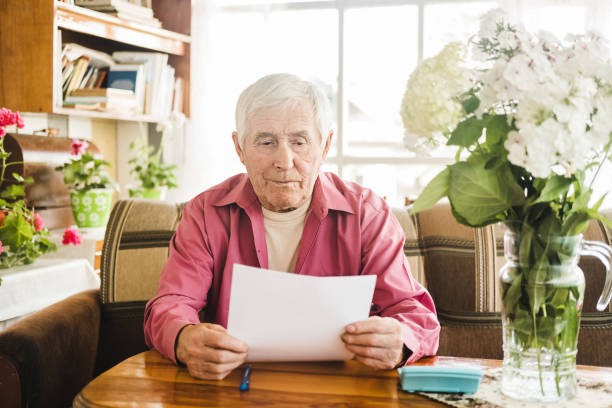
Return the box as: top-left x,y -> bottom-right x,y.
75,0 -> 161,28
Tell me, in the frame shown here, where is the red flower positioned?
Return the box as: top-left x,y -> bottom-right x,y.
15,111 -> 24,129
0,128 -> 5,138
70,139 -> 89,156
0,240 -> 3,255
33,213 -> 44,231
62,227 -> 82,246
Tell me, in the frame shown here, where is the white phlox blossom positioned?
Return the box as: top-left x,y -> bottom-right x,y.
403,8 -> 612,179
478,8 -> 506,39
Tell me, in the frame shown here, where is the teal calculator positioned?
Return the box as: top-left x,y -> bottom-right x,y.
397,365 -> 483,394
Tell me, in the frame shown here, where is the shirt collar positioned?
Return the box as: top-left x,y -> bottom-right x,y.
211,174 -> 260,210
310,172 -> 356,219
211,172 -> 356,217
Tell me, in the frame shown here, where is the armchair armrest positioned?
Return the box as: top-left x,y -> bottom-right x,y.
0,289 -> 101,408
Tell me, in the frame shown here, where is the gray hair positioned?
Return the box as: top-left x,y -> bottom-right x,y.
235,73 -> 333,148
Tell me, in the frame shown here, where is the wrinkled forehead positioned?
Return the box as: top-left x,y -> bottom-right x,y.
245,101 -> 320,139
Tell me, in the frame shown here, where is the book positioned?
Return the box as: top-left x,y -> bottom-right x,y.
107,63 -> 146,113
94,68 -> 109,88
112,51 -> 168,116
62,43 -> 114,68
75,0 -> 154,17
104,11 -> 161,28
65,56 -> 90,98
63,88 -> 138,113
79,64 -> 95,89
172,77 -> 183,114
71,88 -> 136,98
84,67 -> 100,88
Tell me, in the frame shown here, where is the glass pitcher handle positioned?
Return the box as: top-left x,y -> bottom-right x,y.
582,240 -> 612,311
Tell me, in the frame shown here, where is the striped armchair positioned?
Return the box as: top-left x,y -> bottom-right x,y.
1,198 -> 610,408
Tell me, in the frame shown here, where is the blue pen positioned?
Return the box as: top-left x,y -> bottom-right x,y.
239,364 -> 252,391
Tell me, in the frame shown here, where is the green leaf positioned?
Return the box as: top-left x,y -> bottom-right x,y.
502,273 -> 523,315
0,212 -> 34,249
562,211 -> 590,235
484,114 -> 510,148
461,95 -> 480,115
586,208 -> 612,229
448,158 -> 525,226
0,184 -> 25,199
410,167 -> 450,214
534,175 -> 572,203
447,117 -> 483,147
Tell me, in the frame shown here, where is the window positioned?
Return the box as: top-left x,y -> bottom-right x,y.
200,0 -> 612,207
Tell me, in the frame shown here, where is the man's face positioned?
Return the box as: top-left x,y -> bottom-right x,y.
232,102 -> 332,212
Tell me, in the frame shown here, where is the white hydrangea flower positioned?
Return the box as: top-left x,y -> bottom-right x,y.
400,42 -> 471,152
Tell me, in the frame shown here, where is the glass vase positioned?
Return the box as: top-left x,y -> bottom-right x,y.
499,226 -> 612,402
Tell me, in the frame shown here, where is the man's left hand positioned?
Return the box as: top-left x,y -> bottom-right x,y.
341,316 -> 404,370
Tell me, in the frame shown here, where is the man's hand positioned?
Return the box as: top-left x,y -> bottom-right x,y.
341,316 -> 404,370
176,323 -> 248,380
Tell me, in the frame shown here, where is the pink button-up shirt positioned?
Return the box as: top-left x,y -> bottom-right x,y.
144,172 -> 440,364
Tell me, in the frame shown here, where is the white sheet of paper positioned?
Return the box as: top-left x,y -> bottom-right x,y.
227,264 -> 376,362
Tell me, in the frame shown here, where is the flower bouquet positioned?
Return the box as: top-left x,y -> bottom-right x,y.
55,139 -> 119,228
402,9 -> 612,402
127,136 -> 177,199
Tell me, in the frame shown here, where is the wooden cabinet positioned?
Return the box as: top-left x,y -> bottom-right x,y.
0,0 -> 191,122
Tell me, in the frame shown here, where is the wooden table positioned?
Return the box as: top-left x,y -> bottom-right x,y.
74,351 -> 498,407
73,351 -> 612,407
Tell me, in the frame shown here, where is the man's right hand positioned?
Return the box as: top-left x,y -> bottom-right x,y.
176,323 -> 249,380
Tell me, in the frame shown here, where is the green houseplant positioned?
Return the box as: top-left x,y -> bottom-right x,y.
401,9 -> 612,402
55,139 -> 119,228
128,137 -> 177,199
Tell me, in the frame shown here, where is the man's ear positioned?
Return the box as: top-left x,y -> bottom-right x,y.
322,130 -> 333,159
232,132 -> 246,165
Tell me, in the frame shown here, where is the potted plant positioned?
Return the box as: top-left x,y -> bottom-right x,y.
56,139 -> 119,229
127,137 -> 177,200
0,108 -> 82,282
401,9 -> 612,402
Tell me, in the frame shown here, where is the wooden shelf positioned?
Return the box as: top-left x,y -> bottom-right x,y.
54,107 -> 167,123
56,3 -> 190,56
0,0 -> 191,120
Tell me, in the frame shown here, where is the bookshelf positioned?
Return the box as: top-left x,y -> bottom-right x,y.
0,0 -> 191,122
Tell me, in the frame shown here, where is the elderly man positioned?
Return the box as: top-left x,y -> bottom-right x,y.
144,73 -> 440,380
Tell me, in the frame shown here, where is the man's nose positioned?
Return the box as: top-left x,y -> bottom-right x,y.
273,142 -> 295,169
